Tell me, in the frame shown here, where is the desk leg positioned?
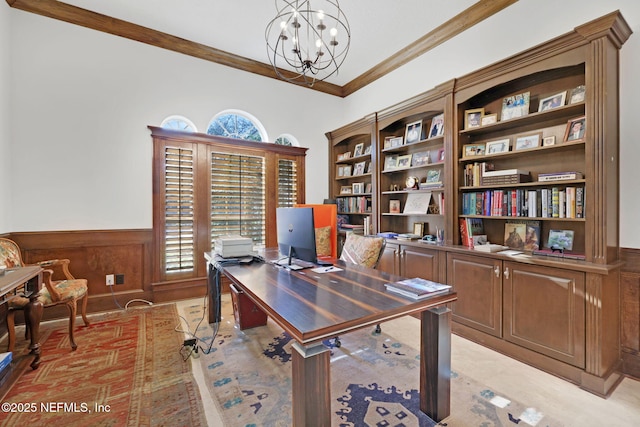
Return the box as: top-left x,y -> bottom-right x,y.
291,342 -> 331,427
420,306 -> 451,422
24,292 -> 43,370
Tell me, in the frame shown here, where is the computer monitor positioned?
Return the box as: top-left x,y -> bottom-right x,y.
276,207 -> 319,268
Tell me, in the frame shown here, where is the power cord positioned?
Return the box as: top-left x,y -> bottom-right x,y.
107,282 -> 153,310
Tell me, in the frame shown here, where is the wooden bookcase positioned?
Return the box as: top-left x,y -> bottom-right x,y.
326,11 -> 631,397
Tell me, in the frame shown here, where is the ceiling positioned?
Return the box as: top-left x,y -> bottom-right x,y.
8,0 -> 519,96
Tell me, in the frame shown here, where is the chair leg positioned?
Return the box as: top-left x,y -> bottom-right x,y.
66,300 -> 78,351
80,293 -> 90,327
7,310 -> 16,353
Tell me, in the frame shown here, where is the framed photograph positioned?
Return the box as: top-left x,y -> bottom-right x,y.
543,136 -> 556,146
353,161 -> 366,176
501,91 -> 530,120
428,113 -> 445,138
405,120 -> 422,144
485,138 -> 510,154
352,182 -> 364,194
411,151 -> 431,167
353,143 -> 364,157
341,164 -> 352,176
564,116 -> 586,142
389,200 -> 401,214
538,91 -> 566,112
403,192 -> 432,214
514,132 -> 542,150
547,229 -> 575,251
465,108 -> 484,129
337,152 -> 350,161
365,183 -> 372,193
425,169 -> 442,184
340,185 -> 352,195
384,155 -> 398,171
463,143 -> 485,157
481,113 -> 498,126
364,145 -> 372,155
437,148 -> 445,163
413,222 -> 427,237
569,85 -> 586,104
396,154 -> 413,169
337,165 -> 345,177
390,136 -> 404,147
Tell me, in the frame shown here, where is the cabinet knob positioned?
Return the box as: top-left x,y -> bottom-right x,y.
494,265 -> 500,277
504,267 -> 510,279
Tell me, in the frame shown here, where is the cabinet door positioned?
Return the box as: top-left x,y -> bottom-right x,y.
446,253 -> 502,337
503,262 -> 585,368
377,242 -> 400,275
402,246 -> 439,282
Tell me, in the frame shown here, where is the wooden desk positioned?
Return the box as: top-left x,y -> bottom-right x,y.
0,266 -> 44,398
209,249 -> 457,426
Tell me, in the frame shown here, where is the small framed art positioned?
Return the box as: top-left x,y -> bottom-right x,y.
437,148 -> 445,162
340,185 -> 352,195
413,222 -> 426,237
384,136 -> 403,149
384,155 -> 398,171
569,85 -> 586,104
411,151 -> 430,167
543,136 -> 556,146
405,120 -> 422,144
353,161 -> 366,176
428,113 -> 445,138
396,154 -> 413,169
564,116 -> 586,142
514,132 -> 542,150
389,200 -> 401,214
501,92 -> 530,120
463,143 -> 485,157
485,138 -> 510,154
481,114 -> 498,126
464,108 -> 484,129
353,143 -> 364,157
352,182 -> 364,194
538,91 -> 566,112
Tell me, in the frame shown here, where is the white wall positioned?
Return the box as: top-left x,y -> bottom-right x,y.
5,1 -> 640,248
338,0 -> 640,249
8,11 -> 342,231
0,5 -> 10,233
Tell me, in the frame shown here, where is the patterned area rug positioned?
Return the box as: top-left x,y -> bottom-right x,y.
183,298 -> 564,427
1,303 -> 207,427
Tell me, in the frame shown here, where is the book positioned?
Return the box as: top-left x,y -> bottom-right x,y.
385,278 -> 451,299
377,232 -> 399,238
538,172 -> 583,182
473,244 -> 509,252
533,249 -> 586,260
482,168 -> 529,177
481,174 -> 531,186
0,352 -> 12,375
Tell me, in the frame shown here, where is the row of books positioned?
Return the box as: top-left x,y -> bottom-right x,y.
336,196 -> 372,214
463,163 -> 532,187
459,218 -> 485,248
384,277 -> 452,300
461,186 -> 585,218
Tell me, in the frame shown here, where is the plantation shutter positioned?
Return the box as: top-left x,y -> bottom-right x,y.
164,146 -> 195,272
278,158 -> 298,207
211,152 -> 266,248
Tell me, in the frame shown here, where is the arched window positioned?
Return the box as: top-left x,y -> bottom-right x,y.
207,110 -> 268,142
160,115 -> 197,132
275,134 -> 300,146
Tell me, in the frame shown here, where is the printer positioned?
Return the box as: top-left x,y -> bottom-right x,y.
214,235 -> 253,258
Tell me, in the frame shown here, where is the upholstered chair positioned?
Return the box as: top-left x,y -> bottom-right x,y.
0,238 -> 90,351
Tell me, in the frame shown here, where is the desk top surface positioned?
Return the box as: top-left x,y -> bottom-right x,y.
212,249 -> 456,345
0,266 -> 42,297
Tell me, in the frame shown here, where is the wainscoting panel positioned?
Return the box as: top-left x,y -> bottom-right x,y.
621,248 -> 640,379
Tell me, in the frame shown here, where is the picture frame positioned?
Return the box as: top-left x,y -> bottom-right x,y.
428,113 -> 445,138
413,222 -> 426,237
538,91 -> 566,112
341,164 -> 352,176
396,154 -> 413,169
384,155 -> 398,170
437,148 -> 445,163
411,151 -> 431,167
352,182 -> 364,194
481,113 -> 498,126
389,200 -> 401,214
564,116 -> 586,142
569,85 -> 586,104
337,152 -> 350,161
542,136 -> 556,146
463,143 -> 485,157
501,91 -> 530,120
364,145 -> 372,155
353,161 -> 366,176
504,222 -> 526,250
464,108 -> 484,129
485,138 -> 510,154
353,143 -> 364,157
389,136 -> 404,148
365,183 -> 372,194
340,185 -> 352,195
403,192 -> 432,214
337,165 -> 345,177
425,169 -> 442,184
514,132 -> 542,150
547,229 -> 575,251
404,120 -> 422,144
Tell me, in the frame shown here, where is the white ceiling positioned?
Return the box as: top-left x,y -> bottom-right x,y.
61,0 -> 480,86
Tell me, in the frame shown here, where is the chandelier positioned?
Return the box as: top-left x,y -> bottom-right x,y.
265,0 -> 351,87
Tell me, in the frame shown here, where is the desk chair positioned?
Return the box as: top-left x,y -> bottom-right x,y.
333,233 -> 386,347
0,238 -> 90,351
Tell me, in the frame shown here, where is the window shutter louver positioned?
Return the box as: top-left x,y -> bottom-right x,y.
278,158 -> 298,207
164,147 -> 195,272
211,152 -> 266,248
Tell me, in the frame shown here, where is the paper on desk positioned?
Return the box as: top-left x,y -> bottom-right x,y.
312,266 -> 343,273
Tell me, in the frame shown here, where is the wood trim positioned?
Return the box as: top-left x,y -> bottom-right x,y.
7,0 -> 517,98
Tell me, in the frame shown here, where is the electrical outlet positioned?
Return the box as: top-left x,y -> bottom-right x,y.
106,274 -> 115,286
115,274 -> 125,285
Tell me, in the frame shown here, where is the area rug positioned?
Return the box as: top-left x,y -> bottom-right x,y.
0,303 -> 207,427
183,299 -> 564,427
